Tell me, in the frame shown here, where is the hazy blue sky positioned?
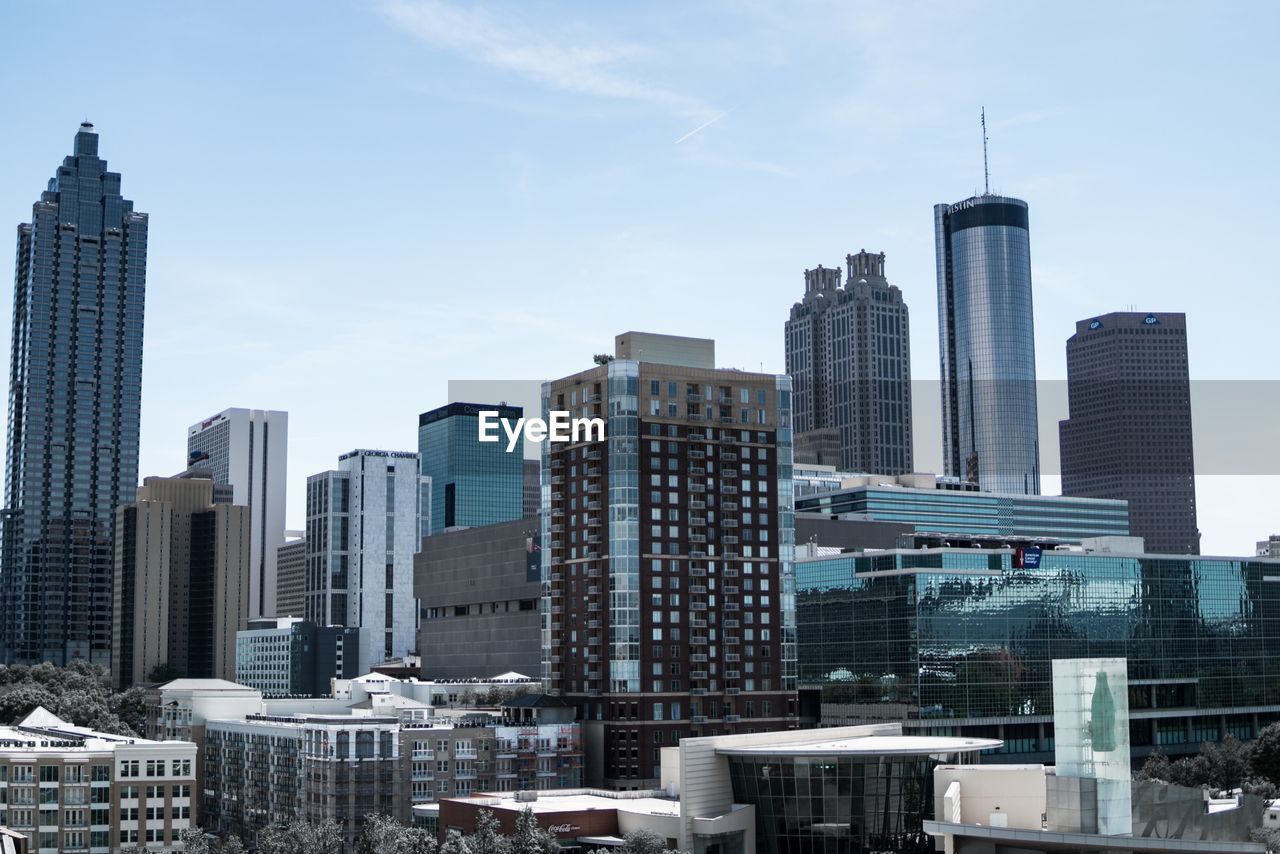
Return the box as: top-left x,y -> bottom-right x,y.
2,1 -> 1276,552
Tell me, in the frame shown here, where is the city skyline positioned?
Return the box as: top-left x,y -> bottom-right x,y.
1,2 -> 1277,555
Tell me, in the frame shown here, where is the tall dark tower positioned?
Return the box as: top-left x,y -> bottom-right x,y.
935,195 -> 1040,493
785,250 -> 913,473
1060,312 -> 1199,554
1,123 -> 147,665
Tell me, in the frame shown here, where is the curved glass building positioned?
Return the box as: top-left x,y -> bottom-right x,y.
935,195 -> 1040,495
721,734 -> 999,854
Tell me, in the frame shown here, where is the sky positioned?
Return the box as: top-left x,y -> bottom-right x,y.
1,1 -> 1277,553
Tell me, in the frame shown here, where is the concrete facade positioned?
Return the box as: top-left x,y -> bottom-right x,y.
786,250 -> 914,474
187,408 -> 288,617
305,450 -> 427,674
113,475 -> 252,687
416,518 -> 542,680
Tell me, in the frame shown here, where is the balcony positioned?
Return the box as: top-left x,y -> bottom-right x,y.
725,670 -> 740,679
587,602 -> 601,612
688,466 -> 706,477
723,568 -> 740,578
724,585 -> 739,594
689,567 -> 707,578
690,618 -> 707,628
691,671 -> 708,680
722,501 -> 738,511
725,653 -> 740,662
587,585 -> 600,595
725,715 -> 741,723
689,483 -> 706,493
551,524 -> 565,533
551,476 -> 565,486
587,619 -> 600,629
691,653 -> 708,663
722,518 -> 738,528
689,499 -> 706,510
411,771 -> 434,781
724,619 -> 739,629
586,534 -> 602,544
721,434 -> 738,444
689,517 -> 707,528
587,567 -> 602,578
690,601 -> 707,611
725,635 -> 740,645
587,467 -> 602,478
587,517 -> 603,529
721,486 -> 738,495
724,551 -> 740,560
690,584 -> 707,594
688,432 -> 707,441
691,635 -> 709,645
721,469 -> 739,480
586,483 -> 602,494
411,749 -> 435,760
721,452 -> 738,462
587,450 -> 602,461
690,549 -> 707,559
722,535 -> 739,545
726,687 -> 741,696
689,449 -> 706,460
587,500 -> 602,511
689,534 -> 706,544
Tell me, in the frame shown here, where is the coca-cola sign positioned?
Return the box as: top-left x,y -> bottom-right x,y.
547,824 -> 579,835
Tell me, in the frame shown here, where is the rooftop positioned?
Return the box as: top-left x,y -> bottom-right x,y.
450,789 -> 680,818
715,734 -> 1001,757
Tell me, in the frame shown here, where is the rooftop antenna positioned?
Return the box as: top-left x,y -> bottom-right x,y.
981,107 -> 990,195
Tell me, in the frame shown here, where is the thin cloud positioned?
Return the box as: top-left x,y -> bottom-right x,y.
378,0 -> 715,119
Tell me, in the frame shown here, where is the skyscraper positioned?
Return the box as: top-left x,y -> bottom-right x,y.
1,122 -> 147,666
305,450 -> 428,674
113,474 -> 251,687
1059,312 -> 1199,554
542,333 -> 797,788
935,195 -> 1040,494
785,250 -> 912,473
187,408 -> 287,617
419,402 -> 524,535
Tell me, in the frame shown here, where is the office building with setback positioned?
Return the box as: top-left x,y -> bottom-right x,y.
785,249 -> 913,474
541,333 -> 797,788
1,122 -> 147,666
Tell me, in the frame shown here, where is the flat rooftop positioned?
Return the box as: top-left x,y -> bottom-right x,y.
717,735 -> 1002,756
450,790 -> 680,817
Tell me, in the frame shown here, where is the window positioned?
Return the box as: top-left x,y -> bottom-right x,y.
118,761 -> 139,779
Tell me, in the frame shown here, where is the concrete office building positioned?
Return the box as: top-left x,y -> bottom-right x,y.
419,402 -> 522,535
1060,312 -> 1200,554
416,518 -> 542,680
305,450 -> 427,674
935,195 -> 1040,494
0,707 -> 196,853
795,473 -> 1130,543
614,331 -> 715,369
1259,535 -> 1280,558
113,475 -> 251,688
785,250 -> 913,474
235,617 -> 361,697
187,408 -> 288,617
796,535 -> 1280,764
542,333 -> 797,788
1,123 -> 147,667
274,534 -> 306,618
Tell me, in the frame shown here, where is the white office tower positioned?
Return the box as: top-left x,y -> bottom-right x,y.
187,408 -> 288,618
305,450 -> 428,675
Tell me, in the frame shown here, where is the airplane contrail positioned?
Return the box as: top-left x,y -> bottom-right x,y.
674,112 -> 727,145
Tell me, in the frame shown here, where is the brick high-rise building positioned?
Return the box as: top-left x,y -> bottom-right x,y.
785,250 -> 913,473
1059,312 -> 1199,554
541,333 -> 797,788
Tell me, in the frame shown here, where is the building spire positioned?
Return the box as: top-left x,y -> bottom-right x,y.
981,107 -> 990,195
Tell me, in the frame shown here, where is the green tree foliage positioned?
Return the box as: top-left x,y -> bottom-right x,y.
0,661 -> 139,736
439,829 -> 474,854
590,828 -> 685,854
355,813 -> 438,854
469,809 -> 512,854
510,806 -> 559,854
1196,735 -> 1251,793
1251,723 -> 1280,786
177,827 -> 247,854
257,818 -> 344,854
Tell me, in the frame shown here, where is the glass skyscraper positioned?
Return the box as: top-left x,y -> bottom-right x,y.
1,123 -> 147,666
418,402 -> 524,535
935,195 -> 1040,494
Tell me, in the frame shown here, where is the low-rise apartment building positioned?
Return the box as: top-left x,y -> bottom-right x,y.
0,708 -> 196,853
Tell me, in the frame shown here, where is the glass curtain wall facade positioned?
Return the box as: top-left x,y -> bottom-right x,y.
727,751 -> 983,854
797,548 -> 1280,760
795,486 -> 1130,543
419,402 -> 523,536
1,123 -> 147,666
935,196 -> 1039,495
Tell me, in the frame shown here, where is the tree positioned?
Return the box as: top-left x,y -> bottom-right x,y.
470,809 -> 512,854
356,814 -> 438,854
592,354 -> 614,365
258,818 -> 344,854
439,829 -> 473,854
1135,749 -> 1172,782
1197,736 -> 1251,793
510,806 -> 558,854
1252,722 -> 1280,785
